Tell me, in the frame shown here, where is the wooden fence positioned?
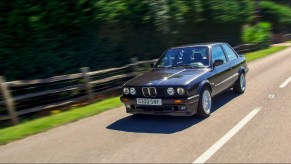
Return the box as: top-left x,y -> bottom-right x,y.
233,44 -> 257,54
0,59 -> 157,125
0,44 -> 255,125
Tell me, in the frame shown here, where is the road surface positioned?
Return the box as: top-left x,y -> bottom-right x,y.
0,47 -> 291,163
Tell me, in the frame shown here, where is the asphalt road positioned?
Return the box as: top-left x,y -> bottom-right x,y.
0,47 -> 291,163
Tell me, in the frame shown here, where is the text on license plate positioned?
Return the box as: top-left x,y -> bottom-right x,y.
136,98 -> 162,105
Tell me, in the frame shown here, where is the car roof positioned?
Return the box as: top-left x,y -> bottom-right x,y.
171,42 -> 227,49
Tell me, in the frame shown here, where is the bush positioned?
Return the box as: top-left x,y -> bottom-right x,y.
0,0 -> 255,81
242,22 -> 272,49
259,1 -> 291,33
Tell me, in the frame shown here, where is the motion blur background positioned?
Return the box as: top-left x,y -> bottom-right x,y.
0,0 -> 291,142
1,0 -> 291,81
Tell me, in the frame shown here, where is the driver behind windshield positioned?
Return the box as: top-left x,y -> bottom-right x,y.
156,46 -> 209,68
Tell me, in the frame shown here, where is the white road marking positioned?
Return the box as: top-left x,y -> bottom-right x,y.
279,76 -> 291,88
192,107 -> 261,164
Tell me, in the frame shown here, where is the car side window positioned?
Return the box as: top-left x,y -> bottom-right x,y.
222,44 -> 238,61
212,46 -> 227,64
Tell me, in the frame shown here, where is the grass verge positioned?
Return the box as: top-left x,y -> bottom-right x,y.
0,97 -> 122,145
0,45 -> 289,145
245,46 -> 288,62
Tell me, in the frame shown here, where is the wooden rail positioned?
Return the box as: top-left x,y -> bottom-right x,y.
233,44 -> 257,54
0,45 -> 253,124
0,59 -> 157,124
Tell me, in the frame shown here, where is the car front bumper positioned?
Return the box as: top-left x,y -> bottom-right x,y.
120,95 -> 200,116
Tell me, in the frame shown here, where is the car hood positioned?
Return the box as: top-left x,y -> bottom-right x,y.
125,68 -> 210,87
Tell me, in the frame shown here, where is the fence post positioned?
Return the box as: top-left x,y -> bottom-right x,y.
130,57 -> 138,76
0,76 -> 19,125
80,67 -> 94,103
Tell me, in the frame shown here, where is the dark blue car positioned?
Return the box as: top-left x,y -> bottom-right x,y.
120,43 -> 248,117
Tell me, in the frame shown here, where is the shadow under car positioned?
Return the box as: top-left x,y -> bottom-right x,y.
106,89 -> 239,134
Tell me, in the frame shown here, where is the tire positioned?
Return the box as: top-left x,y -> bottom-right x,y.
233,73 -> 246,94
197,87 -> 212,118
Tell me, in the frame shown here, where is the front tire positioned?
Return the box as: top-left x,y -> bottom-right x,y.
197,87 -> 212,118
233,73 -> 246,94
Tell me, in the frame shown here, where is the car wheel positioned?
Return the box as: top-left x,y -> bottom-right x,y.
197,87 -> 212,118
233,73 -> 246,94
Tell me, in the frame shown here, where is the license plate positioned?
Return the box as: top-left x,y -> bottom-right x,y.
136,98 -> 162,106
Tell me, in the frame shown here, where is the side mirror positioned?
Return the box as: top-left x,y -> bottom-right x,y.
213,59 -> 224,68
150,62 -> 156,68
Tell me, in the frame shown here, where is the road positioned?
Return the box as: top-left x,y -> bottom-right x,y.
0,47 -> 291,163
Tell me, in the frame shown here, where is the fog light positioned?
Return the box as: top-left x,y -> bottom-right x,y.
125,104 -> 131,108
180,106 -> 186,110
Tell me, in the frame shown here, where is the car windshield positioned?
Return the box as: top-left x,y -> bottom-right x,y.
155,46 -> 210,68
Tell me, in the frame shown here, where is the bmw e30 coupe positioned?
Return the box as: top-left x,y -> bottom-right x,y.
120,43 -> 248,117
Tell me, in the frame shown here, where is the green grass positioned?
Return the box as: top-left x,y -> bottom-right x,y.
245,46 -> 288,62
0,97 -> 122,145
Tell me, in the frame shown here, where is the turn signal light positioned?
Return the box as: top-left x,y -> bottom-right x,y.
123,98 -> 129,103
174,100 -> 183,104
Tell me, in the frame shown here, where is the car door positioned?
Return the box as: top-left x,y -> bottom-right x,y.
221,44 -> 240,86
210,45 -> 232,95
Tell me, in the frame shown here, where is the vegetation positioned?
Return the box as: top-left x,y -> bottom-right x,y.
245,46 -> 288,62
259,1 -> 291,33
0,0 -> 290,81
242,22 -> 272,49
0,0 -> 256,81
0,97 -> 122,145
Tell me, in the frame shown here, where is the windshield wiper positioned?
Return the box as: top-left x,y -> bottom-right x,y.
156,65 -> 172,68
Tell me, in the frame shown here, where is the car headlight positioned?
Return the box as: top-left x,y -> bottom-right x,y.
177,88 -> 185,95
123,87 -> 129,95
130,88 -> 136,95
167,88 -> 175,95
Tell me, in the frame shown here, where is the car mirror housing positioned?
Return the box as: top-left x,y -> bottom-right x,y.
213,59 -> 224,68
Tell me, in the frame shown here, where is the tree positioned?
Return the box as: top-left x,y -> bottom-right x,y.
259,1 -> 291,33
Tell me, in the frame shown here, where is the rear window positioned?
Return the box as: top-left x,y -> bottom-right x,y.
222,44 -> 238,61
212,46 -> 227,64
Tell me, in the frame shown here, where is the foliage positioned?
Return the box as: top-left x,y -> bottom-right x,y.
259,1 -> 291,33
242,22 -> 272,49
268,0 -> 291,6
0,0 -> 256,80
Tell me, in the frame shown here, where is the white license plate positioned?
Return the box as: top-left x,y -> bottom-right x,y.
136,98 -> 162,106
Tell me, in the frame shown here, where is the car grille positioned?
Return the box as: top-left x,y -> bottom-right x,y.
136,87 -> 165,97
142,87 -> 158,97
